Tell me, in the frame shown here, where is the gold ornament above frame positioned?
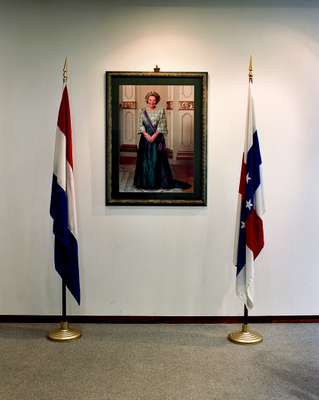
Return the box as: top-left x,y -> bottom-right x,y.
105,69 -> 208,206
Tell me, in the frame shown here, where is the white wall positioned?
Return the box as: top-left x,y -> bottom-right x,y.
1,0 -> 319,316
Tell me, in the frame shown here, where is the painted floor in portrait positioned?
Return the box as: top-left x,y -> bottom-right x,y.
119,164 -> 194,193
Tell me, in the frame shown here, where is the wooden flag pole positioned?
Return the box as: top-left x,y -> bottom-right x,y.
228,57 -> 263,345
62,281 -> 67,320
244,304 -> 248,325
47,59 -> 81,342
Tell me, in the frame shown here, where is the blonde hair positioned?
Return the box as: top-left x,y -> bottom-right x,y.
144,91 -> 160,104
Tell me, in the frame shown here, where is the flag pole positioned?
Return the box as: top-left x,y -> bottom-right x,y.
228,304 -> 263,344
48,58 -> 81,342
62,281 -> 67,320
228,57 -> 263,345
48,282 -> 80,341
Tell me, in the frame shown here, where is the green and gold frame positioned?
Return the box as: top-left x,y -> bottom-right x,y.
106,71 -> 207,206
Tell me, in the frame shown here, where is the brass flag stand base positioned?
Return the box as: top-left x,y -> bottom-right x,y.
228,324 -> 263,345
48,321 -> 81,342
228,303 -> 263,345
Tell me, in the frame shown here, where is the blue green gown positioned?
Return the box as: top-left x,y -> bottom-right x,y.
134,108 -> 190,190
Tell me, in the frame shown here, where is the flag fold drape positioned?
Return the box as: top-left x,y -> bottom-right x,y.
234,81 -> 265,309
50,85 -> 80,304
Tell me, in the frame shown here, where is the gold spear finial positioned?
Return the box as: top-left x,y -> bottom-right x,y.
249,55 -> 253,83
63,58 -> 68,84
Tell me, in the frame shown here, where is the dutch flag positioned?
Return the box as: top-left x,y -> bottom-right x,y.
234,80 -> 265,309
50,85 -> 80,304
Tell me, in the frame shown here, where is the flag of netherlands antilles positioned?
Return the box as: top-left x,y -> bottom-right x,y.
50,85 -> 80,304
234,81 -> 265,309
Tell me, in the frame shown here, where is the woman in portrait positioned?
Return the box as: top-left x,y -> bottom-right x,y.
134,91 -> 190,190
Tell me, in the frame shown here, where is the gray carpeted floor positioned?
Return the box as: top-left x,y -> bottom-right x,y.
0,323 -> 318,400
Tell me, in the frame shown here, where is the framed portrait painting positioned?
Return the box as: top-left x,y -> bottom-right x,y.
106,71 -> 207,206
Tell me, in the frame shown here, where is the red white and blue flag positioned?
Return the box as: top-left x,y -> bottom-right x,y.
234,81 -> 265,309
50,85 -> 80,304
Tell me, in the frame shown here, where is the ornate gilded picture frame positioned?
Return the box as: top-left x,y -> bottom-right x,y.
106,71 -> 207,206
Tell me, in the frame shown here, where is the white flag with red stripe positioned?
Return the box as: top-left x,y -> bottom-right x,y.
234,81 -> 265,309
